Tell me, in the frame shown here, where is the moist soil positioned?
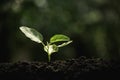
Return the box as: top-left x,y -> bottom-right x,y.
0,56 -> 120,80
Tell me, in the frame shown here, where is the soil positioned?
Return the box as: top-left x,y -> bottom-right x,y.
0,56 -> 120,80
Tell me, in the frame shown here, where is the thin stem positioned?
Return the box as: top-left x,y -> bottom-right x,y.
41,42 -> 45,47
48,54 -> 51,62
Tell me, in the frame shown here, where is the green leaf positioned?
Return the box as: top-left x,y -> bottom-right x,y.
58,40 -> 72,47
44,44 -> 58,55
19,26 -> 43,43
50,34 -> 70,43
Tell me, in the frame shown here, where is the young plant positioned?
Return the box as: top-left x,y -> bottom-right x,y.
19,26 -> 72,62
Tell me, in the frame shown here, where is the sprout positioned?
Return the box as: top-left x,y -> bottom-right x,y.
20,26 -> 72,62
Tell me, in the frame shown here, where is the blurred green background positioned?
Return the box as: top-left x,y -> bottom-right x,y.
0,0 -> 120,62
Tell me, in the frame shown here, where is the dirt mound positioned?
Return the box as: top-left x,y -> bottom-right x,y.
0,56 -> 120,80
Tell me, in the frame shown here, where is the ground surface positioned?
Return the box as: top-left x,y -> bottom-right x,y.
0,56 -> 120,80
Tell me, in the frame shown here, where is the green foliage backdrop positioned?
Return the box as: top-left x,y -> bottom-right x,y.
0,0 -> 120,62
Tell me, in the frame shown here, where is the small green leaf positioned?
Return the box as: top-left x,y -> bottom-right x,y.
50,34 -> 70,43
58,40 -> 72,47
44,44 -> 58,55
20,26 -> 43,43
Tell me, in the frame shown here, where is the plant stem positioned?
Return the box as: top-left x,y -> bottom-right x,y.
48,54 -> 51,62
41,42 -> 45,47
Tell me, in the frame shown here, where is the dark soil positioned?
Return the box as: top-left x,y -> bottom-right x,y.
0,56 -> 120,80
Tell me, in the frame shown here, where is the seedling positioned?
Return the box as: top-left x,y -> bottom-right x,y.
19,26 -> 72,62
